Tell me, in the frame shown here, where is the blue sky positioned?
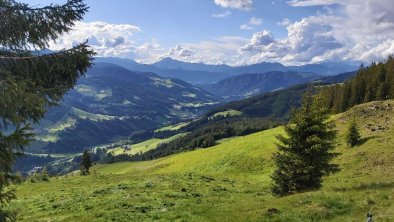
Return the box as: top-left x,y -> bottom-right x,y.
20,0 -> 394,66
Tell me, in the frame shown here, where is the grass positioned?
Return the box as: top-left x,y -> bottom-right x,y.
208,109 -> 242,120
8,100 -> 394,221
108,133 -> 188,156
154,122 -> 190,133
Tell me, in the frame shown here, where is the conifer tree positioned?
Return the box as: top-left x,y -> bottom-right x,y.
0,1 -> 94,220
80,150 -> 92,175
271,88 -> 339,196
41,167 -> 49,182
346,117 -> 361,147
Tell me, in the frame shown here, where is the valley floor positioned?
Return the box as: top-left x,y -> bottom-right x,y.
8,101 -> 394,221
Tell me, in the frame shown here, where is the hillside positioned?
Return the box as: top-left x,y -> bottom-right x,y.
9,100 -> 394,221
202,71 -> 319,101
30,63 -> 219,154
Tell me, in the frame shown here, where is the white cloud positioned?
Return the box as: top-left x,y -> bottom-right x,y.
50,0 -> 394,66
168,45 -> 195,58
161,36 -> 249,65
240,17 -> 262,30
134,39 -> 166,64
249,17 -> 263,26
49,21 -> 141,57
240,30 -> 275,52
277,18 -> 291,26
212,10 -> 232,18
287,0 -> 345,7
214,0 -> 253,11
240,24 -> 253,30
238,0 -> 394,65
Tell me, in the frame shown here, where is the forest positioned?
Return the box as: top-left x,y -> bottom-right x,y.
319,57 -> 394,113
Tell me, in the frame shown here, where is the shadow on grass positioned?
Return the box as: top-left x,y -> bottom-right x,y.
333,182 -> 394,192
357,136 -> 380,146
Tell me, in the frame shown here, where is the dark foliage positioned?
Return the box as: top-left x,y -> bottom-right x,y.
80,150 -> 92,175
0,0 -> 93,219
318,57 -> 394,113
13,154 -> 55,173
346,117 -> 361,147
271,89 -> 339,196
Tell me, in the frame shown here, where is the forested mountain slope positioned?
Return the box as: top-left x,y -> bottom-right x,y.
319,57 -> 394,112
31,63 -> 219,153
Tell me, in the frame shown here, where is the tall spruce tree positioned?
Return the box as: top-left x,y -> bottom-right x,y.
0,0 -> 94,220
271,88 -> 339,196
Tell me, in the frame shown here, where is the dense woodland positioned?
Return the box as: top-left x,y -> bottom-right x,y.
319,56 -> 394,112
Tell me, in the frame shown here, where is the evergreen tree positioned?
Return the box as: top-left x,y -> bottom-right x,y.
41,167 -> 49,182
271,89 -> 339,196
0,1 -> 94,220
80,150 -> 92,175
346,117 -> 361,147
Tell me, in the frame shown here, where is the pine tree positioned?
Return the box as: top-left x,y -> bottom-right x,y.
41,167 -> 49,182
271,88 -> 339,196
346,117 -> 361,147
80,150 -> 92,175
0,1 -> 94,220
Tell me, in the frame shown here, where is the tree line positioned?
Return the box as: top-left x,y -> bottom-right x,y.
318,56 -> 394,113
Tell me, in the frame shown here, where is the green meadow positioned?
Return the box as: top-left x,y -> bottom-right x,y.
8,100 -> 394,221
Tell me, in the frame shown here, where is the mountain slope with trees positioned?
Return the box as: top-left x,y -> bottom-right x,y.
319,57 -> 394,113
31,63 -> 219,154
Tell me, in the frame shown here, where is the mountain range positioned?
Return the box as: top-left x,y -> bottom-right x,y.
202,71 -> 320,101
96,57 -> 358,84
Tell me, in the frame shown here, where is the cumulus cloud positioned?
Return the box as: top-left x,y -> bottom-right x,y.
214,0 -> 253,11
160,36 -> 249,65
168,45 -> 196,58
212,10 -> 232,18
49,21 -> 141,57
237,0 -> 394,65
240,30 -> 275,52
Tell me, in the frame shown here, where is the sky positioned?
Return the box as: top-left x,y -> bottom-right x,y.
20,0 -> 394,66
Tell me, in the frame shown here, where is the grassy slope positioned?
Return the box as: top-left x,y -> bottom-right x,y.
154,122 -> 190,133
109,133 -> 188,156
9,100 -> 394,222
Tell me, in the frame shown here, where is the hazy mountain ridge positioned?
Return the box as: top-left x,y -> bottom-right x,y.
202,71 -> 320,101
96,57 -> 358,84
